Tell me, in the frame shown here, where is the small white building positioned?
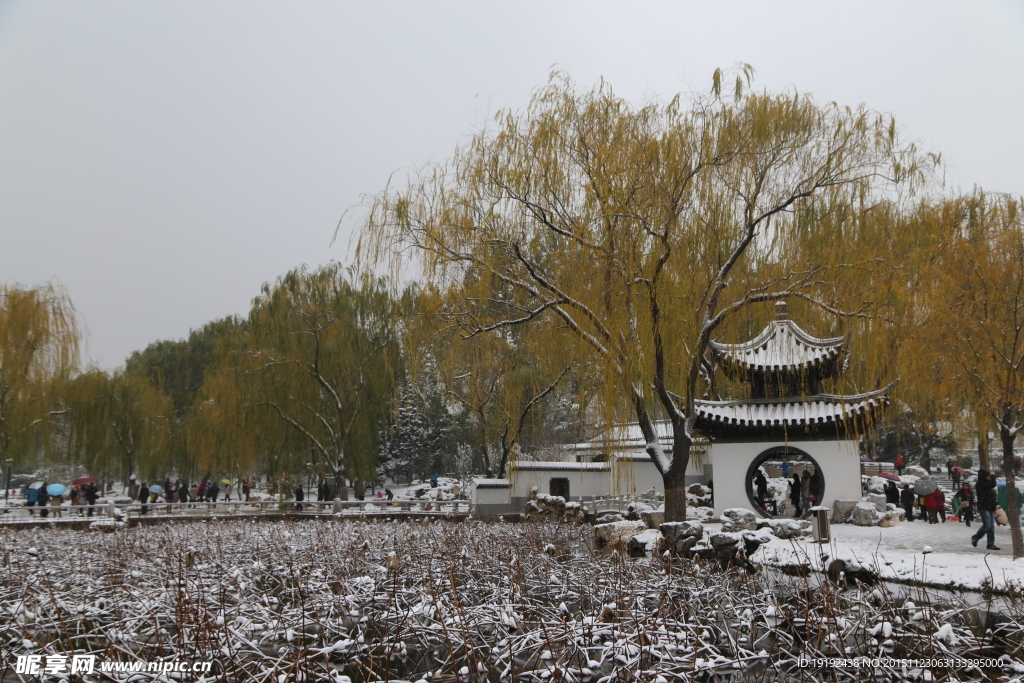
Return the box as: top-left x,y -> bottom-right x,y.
470,423 -> 707,516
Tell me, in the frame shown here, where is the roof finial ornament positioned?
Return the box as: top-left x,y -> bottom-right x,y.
774,300 -> 788,321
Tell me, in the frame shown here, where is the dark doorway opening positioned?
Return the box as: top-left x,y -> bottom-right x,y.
550,477 -> 570,499
744,446 -> 825,519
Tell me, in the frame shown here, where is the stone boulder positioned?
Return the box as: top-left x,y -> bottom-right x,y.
904,465 -> 929,478
850,502 -> 882,526
831,500 -> 859,524
757,518 -> 811,540
866,493 -> 888,512
594,521 -> 647,550
524,493 -> 586,522
626,529 -> 663,558
708,528 -> 773,564
687,484 -> 713,507
596,512 -> 625,524
640,509 -> 665,529
659,521 -> 704,556
721,508 -> 758,532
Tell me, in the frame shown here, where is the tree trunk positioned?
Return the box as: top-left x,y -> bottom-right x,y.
664,418 -> 691,523
999,426 -> 1024,559
919,443 -> 931,474
333,468 -> 348,501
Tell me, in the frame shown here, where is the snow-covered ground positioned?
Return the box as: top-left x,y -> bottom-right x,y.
749,516 -> 1024,592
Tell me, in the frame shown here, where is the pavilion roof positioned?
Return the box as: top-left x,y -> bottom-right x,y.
692,382 -> 895,438
709,318 -> 847,379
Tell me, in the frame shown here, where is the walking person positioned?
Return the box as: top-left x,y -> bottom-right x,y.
971,469 -> 999,550
294,484 -> 304,511
895,455 -> 905,476
139,482 -> 150,515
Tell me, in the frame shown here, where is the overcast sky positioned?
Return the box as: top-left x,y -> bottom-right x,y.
2,1 -> 1022,369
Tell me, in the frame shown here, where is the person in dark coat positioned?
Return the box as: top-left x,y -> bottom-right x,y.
900,484 -> 916,522
954,484 -> 975,526
85,482 -> 98,517
38,484 -> 50,518
885,481 -> 899,506
800,470 -> 813,518
294,484 -> 304,511
810,468 -> 825,506
754,470 -> 769,511
789,474 -> 801,516
139,483 -> 149,515
972,469 -> 999,550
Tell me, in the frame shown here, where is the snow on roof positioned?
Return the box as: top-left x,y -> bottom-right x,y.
569,421 -> 676,450
693,384 -> 894,430
710,319 -> 847,376
511,461 -> 610,471
471,478 -> 510,488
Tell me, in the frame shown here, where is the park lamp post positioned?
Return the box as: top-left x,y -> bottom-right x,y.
4,458 -> 12,507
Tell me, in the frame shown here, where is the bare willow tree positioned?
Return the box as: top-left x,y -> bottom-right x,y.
359,71 -> 927,521
0,282 -> 80,469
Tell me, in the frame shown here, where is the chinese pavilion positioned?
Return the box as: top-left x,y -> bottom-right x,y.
698,301 -> 894,517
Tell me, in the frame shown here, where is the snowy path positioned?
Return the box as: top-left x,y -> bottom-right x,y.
745,517 -> 1024,592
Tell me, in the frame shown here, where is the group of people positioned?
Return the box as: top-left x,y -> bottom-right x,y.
137,478 -> 254,514
25,482 -> 102,517
888,481 -> 947,523
888,469 -> 1006,551
753,465 -> 824,518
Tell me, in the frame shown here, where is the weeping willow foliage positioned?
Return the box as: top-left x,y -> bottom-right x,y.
0,282 -> 80,468
919,192 -> 1024,557
190,264 -> 401,486
62,368 -> 173,485
358,71 -> 932,520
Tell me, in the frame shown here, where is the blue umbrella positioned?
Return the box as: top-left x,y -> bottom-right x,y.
46,484 -> 67,496
148,484 -> 163,494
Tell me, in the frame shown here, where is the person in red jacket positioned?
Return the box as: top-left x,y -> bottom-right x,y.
923,490 -> 939,524
894,455 -> 905,476
933,488 -> 946,523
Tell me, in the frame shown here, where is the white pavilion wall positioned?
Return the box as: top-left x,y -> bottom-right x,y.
709,440 -> 861,517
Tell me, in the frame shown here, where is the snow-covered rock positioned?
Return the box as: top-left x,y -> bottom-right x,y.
850,502 -> 882,526
593,521 -> 646,550
627,529 -> 663,557
831,499 -> 859,524
721,508 -> 758,532
660,521 -> 704,556
904,465 -> 929,478
640,509 -> 665,529
866,493 -> 887,512
757,518 -> 810,540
